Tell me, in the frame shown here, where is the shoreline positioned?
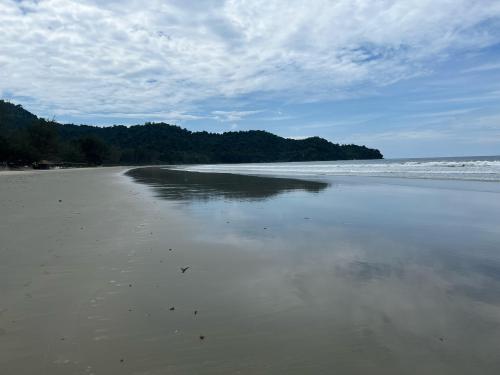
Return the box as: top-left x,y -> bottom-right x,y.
3,153 -> 500,184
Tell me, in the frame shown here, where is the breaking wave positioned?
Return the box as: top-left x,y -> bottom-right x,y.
174,157 -> 500,181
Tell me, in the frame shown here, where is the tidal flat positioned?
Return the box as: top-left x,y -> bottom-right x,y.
1,166 -> 500,374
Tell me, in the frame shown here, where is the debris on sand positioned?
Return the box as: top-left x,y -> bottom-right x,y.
199,335 -> 205,340
180,266 -> 190,273
169,307 -> 175,311
194,310 -> 198,315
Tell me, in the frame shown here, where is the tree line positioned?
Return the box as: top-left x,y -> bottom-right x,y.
0,100 -> 383,166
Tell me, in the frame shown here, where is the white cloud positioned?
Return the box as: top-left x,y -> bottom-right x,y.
414,91 -> 500,105
84,110 -> 204,122
343,110 -> 500,146
462,63 -> 500,73
211,110 -> 262,122
404,108 -> 479,119
349,129 -> 448,142
1,0 -> 500,120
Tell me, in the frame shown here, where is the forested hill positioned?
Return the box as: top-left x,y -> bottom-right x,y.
0,100 -> 383,165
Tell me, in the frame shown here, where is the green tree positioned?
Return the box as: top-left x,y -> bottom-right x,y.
28,120 -> 59,159
78,136 -> 108,165
0,135 -> 9,161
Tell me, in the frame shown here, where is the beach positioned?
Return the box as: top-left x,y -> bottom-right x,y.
2,166 -> 500,374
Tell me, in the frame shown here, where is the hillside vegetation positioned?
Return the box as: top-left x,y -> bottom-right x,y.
0,100 -> 382,165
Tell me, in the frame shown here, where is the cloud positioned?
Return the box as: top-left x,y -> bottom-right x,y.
349,129 -> 448,142
1,0 -> 500,121
462,63 -> 500,73
414,91 -> 500,105
83,110 -> 204,122
404,108 -> 480,119
344,110 -> 500,146
211,110 -> 262,122
292,115 -> 381,131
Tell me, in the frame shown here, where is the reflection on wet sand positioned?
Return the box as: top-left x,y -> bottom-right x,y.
126,167 -> 328,201
125,167 -> 500,374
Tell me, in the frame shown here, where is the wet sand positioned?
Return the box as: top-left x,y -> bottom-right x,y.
0,167 -> 204,374
2,167 -> 500,374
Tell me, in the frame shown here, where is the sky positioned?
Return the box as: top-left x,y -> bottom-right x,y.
1,0 -> 500,158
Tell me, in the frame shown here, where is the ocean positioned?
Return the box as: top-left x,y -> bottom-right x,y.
174,155 -> 500,181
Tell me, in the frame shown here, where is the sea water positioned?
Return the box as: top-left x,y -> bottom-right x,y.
175,155 -> 500,181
